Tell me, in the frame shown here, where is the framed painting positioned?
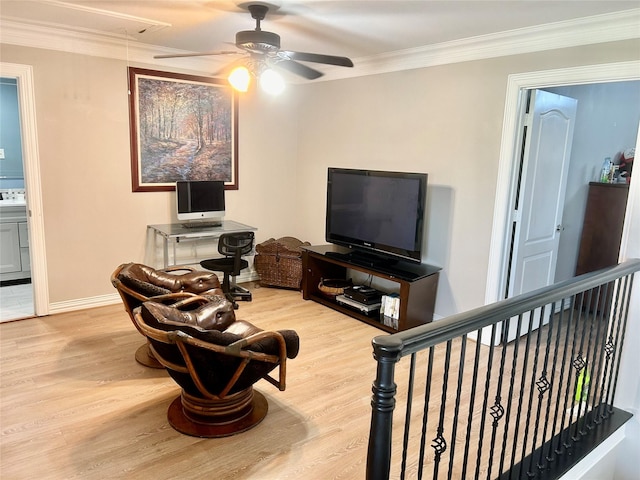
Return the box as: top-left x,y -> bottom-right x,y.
128,67 -> 238,192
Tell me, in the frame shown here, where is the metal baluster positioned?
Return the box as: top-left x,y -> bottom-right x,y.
544,298 -> 570,463
599,277 -> 625,419
400,353 -> 417,480
508,309 -> 536,478
529,301 -> 556,475
432,341 -> 453,479
446,336 -> 467,480
462,328 -> 484,479
499,314 -> 524,479
551,296 -> 577,458
487,322 -> 509,479
587,281 -> 611,426
474,323 -> 497,479
522,305 -> 547,477
609,274 -> 634,411
570,287 -> 594,443
578,285 -> 601,437
417,347 -> 435,479
558,290 -> 586,456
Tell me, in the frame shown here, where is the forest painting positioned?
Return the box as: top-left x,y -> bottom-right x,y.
128,68 -> 238,192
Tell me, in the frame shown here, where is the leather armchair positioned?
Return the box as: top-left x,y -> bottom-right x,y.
133,298 -> 300,437
111,262 -> 231,368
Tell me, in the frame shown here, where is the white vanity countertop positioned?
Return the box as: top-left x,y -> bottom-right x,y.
0,199 -> 27,208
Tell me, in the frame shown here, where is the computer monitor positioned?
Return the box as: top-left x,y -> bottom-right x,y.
176,180 -> 225,227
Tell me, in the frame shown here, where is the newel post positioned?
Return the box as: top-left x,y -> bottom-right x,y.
366,335 -> 403,480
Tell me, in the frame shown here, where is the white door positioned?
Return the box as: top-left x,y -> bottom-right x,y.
505,89 -> 578,342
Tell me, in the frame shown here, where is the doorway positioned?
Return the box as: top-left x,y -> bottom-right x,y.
0,62 -> 48,321
0,77 -> 33,321
485,61 -> 640,344
502,88 -> 578,342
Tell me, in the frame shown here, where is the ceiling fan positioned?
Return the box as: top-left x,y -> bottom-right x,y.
154,3 -> 354,87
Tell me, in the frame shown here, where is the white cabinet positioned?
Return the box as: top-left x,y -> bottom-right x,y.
0,222 -> 21,273
0,204 -> 30,282
19,221 -> 30,272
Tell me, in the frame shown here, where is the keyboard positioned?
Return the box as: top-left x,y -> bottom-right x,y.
181,222 -> 222,229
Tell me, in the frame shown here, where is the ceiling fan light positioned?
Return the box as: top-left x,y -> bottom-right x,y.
228,66 -> 251,92
260,68 -> 285,95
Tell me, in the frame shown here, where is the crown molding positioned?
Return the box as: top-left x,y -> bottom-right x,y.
2,8 -> 639,80
319,8 -> 640,81
0,18 -> 218,73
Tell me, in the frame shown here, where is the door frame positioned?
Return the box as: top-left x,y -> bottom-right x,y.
0,62 -> 49,316
486,61 -> 640,310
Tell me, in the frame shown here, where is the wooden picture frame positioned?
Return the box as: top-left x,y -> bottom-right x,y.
128,67 -> 238,192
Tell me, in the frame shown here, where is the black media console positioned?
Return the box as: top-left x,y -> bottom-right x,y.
301,245 -> 441,333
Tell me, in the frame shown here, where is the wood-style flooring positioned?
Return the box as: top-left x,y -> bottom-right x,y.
1,284 -> 388,479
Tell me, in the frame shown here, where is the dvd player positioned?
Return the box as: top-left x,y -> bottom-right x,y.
343,285 -> 384,304
336,294 -> 381,313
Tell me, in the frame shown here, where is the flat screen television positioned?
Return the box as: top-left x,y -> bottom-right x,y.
325,168 -> 427,265
176,180 -> 225,227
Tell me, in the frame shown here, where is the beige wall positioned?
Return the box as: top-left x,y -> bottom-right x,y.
294,40 -> 640,316
1,39 -> 638,315
0,45 -> 301,303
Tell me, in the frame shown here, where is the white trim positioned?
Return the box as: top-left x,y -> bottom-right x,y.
1,9 -> 639,79
49,293 -> 121,315
0,62 -> 49,316
0,18 -> 221,74
38,0 -> 171,30
618,125 -> 640,263
328,9 -> 640,81
47,272 -> 262,316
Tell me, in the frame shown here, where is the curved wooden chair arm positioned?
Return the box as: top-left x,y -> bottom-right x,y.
181,330 -> 288,393
133,309 -> 289,398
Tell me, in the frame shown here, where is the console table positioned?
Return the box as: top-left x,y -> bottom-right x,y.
302,245 -> 440,333
148,220 -> 257,268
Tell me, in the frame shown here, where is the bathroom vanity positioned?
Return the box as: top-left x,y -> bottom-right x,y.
0,200 -> 30,282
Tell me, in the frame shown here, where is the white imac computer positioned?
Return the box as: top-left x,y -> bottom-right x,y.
176,180 -> 225,228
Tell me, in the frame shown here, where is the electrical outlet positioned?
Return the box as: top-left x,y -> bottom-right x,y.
0,148 -> 5,159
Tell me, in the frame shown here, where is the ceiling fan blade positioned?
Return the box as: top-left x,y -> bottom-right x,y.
281,51 -> 354,68
154,51 -> 240,59
274,59 -> 324,80
211,57 -> 248,78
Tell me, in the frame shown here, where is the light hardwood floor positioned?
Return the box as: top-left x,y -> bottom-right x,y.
1,284 -> 388,479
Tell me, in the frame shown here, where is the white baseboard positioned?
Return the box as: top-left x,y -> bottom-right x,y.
47,270 -> 260,316
49,293 -> 121,315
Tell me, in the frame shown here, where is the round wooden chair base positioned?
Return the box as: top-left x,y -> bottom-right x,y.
167,390 -> 268,438
134,342 -> 164,369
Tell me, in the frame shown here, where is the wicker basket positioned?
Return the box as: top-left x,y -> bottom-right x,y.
254,236 -> 311,289
318,278 -> 352,298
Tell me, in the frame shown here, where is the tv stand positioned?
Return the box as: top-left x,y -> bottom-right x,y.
302,245 -> 441,332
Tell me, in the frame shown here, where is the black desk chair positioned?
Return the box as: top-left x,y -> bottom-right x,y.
201,231 -> 254,308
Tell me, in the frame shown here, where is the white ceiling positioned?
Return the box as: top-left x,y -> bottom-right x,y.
1,0 -> 639,79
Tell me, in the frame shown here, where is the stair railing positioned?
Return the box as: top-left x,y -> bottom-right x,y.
367,259 -> 639,480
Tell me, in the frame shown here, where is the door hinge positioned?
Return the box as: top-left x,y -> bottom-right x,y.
512,210 -> 522,223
